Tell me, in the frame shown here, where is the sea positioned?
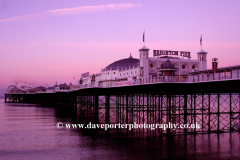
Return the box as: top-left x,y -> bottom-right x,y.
0,97 -> 239,160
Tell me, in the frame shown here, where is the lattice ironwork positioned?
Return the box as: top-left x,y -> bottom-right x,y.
75,93 -> 240,135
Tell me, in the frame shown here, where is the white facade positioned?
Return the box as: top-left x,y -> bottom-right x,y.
81,46 -> 208,86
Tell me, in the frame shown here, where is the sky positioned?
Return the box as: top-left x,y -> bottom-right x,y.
1,0 -> 240,95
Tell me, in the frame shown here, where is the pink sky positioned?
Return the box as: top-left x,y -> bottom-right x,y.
1,0 -> 240,95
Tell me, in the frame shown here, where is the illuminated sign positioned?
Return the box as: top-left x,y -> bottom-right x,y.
180,51 -> 191,58
113,81 -> 132,86
153,50 -> 191,58
153,50 -> 178,56
81,72 -> 89,78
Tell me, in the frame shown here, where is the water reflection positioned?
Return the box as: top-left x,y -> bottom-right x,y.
0,99 -> 239,160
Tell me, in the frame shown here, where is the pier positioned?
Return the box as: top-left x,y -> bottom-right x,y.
4,79 -> 240,135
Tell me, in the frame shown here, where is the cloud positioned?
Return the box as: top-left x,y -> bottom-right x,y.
48,3 -> 138,15
0,3 -> 140,23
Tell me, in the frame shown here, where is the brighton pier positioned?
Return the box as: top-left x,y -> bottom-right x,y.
4,45 -> 240,135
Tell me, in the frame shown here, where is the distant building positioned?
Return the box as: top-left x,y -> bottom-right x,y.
55,83 -> 70,92
35,86 -> 46,92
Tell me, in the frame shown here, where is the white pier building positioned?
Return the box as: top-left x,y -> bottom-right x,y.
79,45 -> 208,87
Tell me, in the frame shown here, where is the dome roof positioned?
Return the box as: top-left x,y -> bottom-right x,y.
197,49 -> 208,54
104,54 -> 139,70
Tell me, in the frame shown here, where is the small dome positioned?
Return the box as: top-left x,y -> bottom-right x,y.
197,49 -> 208,54
104,54 -> 139,70
53,84 -> 59,87
161,59 -> 176,69
139,46 -> 150,51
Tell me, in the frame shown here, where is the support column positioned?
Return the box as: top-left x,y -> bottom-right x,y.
239,93 -> 240,133
126,95 -> 129,124
230,93 -> 232,132
105,95 -> 110,124
218,93 -> 220,133
147,94 -> 149,124
116,95 -> 119,124
184,94 -> 187,134
143,94 -> 145,124
168,94 -> 172,134
94,95 -> 99,123
161,95 -> 163,125
194,93 -> 196,134
202,93 -> 204,132
208,93 -> 211,133
131,94 -> 134,124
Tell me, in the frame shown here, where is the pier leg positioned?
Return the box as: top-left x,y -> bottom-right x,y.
105,95 -> 110,124
142,94 -> 145,123
116,95 -> 119,124
239,93 -> 240,133
147,94 -> 149,124
126,95 -> 128,124
95,95 -> 99,123
230,93 -> 232,132
160,95 -> 163,126
194,93 -> 196,134
167,94 -> 172,135
131,94 -> 134,124
5,94 -> 7,102
208,93 -> 211,133
139,94 -> 141,124
202,93 -> 204,133
184,94 -> 187,135
218,93 -> 220,133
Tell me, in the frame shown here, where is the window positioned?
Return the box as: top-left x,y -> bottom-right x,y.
192,65 -> 195,69
182,65 -> 185,69
150,64 -> 153,68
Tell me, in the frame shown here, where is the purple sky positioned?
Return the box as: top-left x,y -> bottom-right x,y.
1,0 -> 240,95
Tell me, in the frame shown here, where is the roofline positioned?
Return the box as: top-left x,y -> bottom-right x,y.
189,65 -> 240,74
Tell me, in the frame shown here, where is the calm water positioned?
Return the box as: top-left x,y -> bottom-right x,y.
0,98 -> 239,160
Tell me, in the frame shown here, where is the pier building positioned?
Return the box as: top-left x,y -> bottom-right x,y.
80,45 -> 208,87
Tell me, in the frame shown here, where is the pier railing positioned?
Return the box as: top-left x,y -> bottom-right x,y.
74,71 -> 240,90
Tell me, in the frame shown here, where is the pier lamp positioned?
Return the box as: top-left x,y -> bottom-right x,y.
212,57 -> 218,73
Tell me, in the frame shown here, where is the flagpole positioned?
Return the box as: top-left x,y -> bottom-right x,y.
144,29 -> 145,46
